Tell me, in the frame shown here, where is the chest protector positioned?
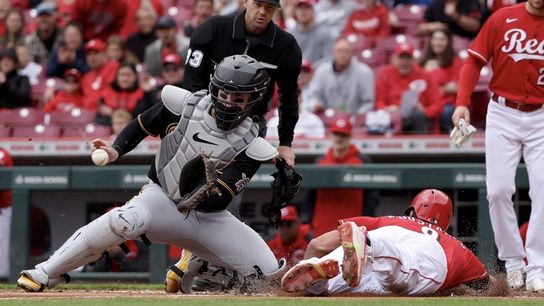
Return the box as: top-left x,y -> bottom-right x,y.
155,90 -> 260,201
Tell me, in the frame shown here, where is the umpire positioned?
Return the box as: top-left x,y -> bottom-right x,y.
182,0 -> 302,166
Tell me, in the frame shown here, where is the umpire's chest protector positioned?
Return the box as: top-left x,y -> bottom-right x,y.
155,87 -> 260,202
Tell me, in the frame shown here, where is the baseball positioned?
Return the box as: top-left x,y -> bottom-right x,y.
91,149 -> 109,166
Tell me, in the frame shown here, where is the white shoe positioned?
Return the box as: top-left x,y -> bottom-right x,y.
526,278 -> 544,292
506,269 -> 524,290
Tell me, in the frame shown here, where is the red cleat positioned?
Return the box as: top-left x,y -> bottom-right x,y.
281,258 -> 340,293
338,221 -> 368,288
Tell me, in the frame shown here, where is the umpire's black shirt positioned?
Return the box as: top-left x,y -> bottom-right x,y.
181,11 -> 302,147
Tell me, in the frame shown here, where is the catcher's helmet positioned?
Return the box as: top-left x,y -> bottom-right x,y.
404,189 -> 452,230
209,54 -> 270,130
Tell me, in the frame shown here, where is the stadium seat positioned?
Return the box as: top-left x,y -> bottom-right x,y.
344,34 -> 375,51
375,34 -> 422,56
49,108 -> 96,128
356,49 -> 388,68
452,35 -> 471,53
0,125 -> 10,137
0,107 -> 44,127
394,4 -> 425,24
12,124 -> 62,139
62,123 -> 112,138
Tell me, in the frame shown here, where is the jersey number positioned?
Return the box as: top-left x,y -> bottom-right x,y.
538,68 -> 544,86
421,226 -> 439,241
187,49 -> 204,68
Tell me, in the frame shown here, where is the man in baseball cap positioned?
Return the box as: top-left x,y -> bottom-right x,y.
84,39 -> 107,53
394,42 -> 414,58
161,53 -> 185,87
267,206 -> 311,265
330,117 -> 352,136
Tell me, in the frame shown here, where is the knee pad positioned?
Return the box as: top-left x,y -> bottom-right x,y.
109,205 -> 151,240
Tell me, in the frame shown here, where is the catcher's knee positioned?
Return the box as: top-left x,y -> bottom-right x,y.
108,205 -> 151,240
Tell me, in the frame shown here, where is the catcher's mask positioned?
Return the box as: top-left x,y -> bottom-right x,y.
209,54 -> 269,131
404,189 -> 452,230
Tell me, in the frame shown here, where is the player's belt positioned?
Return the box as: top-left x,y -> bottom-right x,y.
491,94 -> 543,113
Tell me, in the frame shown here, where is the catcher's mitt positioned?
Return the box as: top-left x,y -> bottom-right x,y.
266,158 -> 303,227
177,153 -> 218,214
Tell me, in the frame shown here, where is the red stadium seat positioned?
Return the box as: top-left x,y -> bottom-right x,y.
12,124 -> 61,139
344,34 -> 375,51
375,34 -> 423,55
0,107 -> 44,127
0,125 -> 10,137
356,49 -> 388,68
452,35 -> 471,53
62,123 -> 112,138
48,108 -> 96,128
394,4 -> 425,24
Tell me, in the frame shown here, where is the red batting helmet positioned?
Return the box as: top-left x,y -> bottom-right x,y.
405,189 -> 452,230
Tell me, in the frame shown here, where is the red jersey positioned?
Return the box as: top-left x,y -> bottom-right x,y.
267,224 -> 311,266
344,215 -> 488,291
44,90 -> 85,113
312,145 -> 364,237
375,64 -> 443,118
341,5 -> 391,38
467,3 -> 544,104
71,0 -> 127,41
81,61 -> 120,110
100,86 -> 144,113
423,57 -> 463,105
0,147 -> 13,208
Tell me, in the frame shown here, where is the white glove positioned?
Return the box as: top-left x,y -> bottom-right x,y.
450,118 -> 477,147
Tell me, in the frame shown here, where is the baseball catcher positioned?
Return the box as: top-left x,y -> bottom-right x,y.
17,55 -> 286,292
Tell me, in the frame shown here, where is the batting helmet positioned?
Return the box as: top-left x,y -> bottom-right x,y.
404,189 -> 452,230
209,54 -> 269,131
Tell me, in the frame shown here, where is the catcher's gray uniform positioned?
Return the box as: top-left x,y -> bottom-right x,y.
17,84 -> 284,292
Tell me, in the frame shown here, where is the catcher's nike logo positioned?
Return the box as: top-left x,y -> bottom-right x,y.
192,132 -> 217,145
506,18 -> 518,23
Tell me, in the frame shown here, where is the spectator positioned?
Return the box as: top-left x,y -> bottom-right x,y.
58,0 -> 76,27
299,59 -> 315,111
341,0 -> 390,39
375,42 -> 442,134
144,16 -> 189,77
419,29 -> 462,133
267,206 -> 312,266
0,0 -> 11,37
81,39 -> 120,111
119,0 -> 163,38
0,48 -> 30,109
184,0 -> 215,38
305,39 -> 375,115
138,53 -> 185,112
309,117 -> 365,236
314,0 -> 359,40
95,63 -> 144,126
71,0 -> 127,41
43,68 -> 85,113
16,44 -> 42,86
24,2 -> 63,64
418,0 -> 483,39
0,147 -> 13,277
0,9 -> 25,49
106,35 -> 138,64
288,0 -> 335,68
111,108 -> 132,136
267,89 -> 326,139
125,7 -> 158,63
45,22 -> 89,78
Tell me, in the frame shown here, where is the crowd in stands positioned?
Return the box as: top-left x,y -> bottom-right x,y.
0,0 -> 515,139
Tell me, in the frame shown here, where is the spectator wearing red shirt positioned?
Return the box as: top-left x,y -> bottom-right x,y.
95,62 -> 144,126
119,0 -> 163,38
0,147 -> 13,277
81,39 -> 120,111
310,118 -> 365,237
267,206 -> 311,266
375,42 -> 443,134
43,68 -> 85,113
341,0 -> 390,39
420,29 -> 462,133
71,0 -> 127,41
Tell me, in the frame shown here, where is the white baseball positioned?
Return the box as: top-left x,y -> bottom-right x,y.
91,149 -> 109,166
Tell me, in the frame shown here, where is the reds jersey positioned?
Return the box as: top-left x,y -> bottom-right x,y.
341,5 -> 391,38
344,215 -> 488,291
468,3 -> 544,104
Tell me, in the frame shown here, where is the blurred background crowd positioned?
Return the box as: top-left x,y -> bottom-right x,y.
0,0 -> 511,139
